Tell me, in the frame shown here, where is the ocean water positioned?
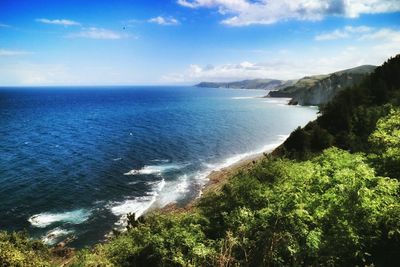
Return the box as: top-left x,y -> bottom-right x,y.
0,86 -> 317,247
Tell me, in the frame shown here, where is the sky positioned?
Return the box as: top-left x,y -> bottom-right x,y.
0,0 -> 400,86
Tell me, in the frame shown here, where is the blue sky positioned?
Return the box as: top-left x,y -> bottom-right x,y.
0,0 -> 399,85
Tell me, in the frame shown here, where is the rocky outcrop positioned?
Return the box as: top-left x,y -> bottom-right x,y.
267,65 -> 376,106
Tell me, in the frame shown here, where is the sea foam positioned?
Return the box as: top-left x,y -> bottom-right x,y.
109,178 -> 166,226
231,96 -> 257,100
119,135 -> 289,220
123,163 -> 184,176
41,227 -> 73,245
206,135 -> 289,172
28,209 -> 91,228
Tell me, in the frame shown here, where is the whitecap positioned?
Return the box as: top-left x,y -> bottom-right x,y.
151,159 -> 170,163
153,174 -> 192,206
176,174 -> 189,194
41,227 -> 73,245
113,157 -> 122,161
210,135 -> 289,172
128,181 -> 142,185
231,96 -> 257,100
28,209 -> 91,228
109,178 -> 166,225
123,163 -> 185,176
262,99 -> 291,104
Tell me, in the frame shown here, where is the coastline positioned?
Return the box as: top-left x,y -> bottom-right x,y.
160,143 -> 281,214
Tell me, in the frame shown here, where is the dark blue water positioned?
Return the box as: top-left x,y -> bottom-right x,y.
0,86 -> 317,247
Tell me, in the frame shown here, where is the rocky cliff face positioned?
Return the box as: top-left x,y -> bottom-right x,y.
268,65 -> 376,106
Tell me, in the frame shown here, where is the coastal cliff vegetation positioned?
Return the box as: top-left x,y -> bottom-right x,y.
1,55 -> 400,266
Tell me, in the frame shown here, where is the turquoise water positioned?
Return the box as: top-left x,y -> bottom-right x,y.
0,86 -> 317,247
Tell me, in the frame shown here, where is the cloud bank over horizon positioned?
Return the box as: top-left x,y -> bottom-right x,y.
163,24 -> 400,83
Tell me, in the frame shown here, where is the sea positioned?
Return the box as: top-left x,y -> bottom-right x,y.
0,86 -> 317,247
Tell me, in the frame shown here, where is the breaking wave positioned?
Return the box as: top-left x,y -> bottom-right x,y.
28,209 -> 91,228
124,163 -> 184,176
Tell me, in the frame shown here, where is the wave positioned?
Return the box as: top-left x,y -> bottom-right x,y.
231,96 -> 257,100
114,136 -> 289,225
151,159 -> 170,163
206,135 -> 288,172
123,163 -> 184,176
41,227 -> 73,245
262,99 -> 290,104
175,174 -> 189,194
154,174 -> 194,207
28,209 -> 91,228
194,134 -> 289,197
109,178 -> 166,226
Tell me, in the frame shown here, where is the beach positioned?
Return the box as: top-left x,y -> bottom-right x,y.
160,144 -> 281,214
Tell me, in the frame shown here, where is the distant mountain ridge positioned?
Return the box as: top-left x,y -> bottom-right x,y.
267,65 -> 377,106
196,79 -> 291,90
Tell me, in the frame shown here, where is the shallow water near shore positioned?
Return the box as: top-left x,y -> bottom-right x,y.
0,86 -> 317,247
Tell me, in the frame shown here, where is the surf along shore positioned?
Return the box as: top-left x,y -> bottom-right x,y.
159,143 -> 282,215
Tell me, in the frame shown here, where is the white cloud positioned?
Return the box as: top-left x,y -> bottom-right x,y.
359,28 -> 400,41
163,61 -> 284,82
315,25 -> 372,40
36,18 -> 80,26
163,26 -> 400,82
0,49 -> 31,56
66,27 -> 125,40
148,16 -> 180,25
315,25 -> 400,43
177,0 -> 400,26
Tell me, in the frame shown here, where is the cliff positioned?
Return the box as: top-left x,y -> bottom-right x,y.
267,65 -> 376,105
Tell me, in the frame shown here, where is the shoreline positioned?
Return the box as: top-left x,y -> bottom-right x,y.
160,144 -> 280,214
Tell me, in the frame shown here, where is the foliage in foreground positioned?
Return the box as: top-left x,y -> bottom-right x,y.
0,231 -> 51,267
73,148 -> 400,266
73,213 -> 215,267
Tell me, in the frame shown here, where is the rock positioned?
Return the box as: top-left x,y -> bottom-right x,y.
268,65 -> 376,106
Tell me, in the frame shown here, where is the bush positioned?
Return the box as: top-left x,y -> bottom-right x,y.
199,148 -> 400,266
369,108 -> 400,178
73,213 -> 216,267
0,231 -> 51,267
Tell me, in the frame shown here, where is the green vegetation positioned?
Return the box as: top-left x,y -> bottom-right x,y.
1,55 -> 400,266
282,55 -> 400,162
0,231 -> 51,266
369,109 -> 400,178
71,148 -> 400,266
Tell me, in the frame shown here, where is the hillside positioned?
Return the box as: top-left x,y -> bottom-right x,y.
268,65 -> 376,105
196,78 -> 292,90
280,55 -> 400,159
